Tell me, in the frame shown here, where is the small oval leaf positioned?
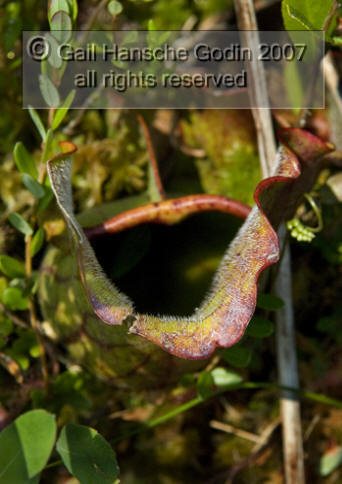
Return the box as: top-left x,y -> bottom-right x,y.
210,367 -> 243,387
0,255 -> 26,278
2,287 -> 30,310
50,11 -> 72,43
31,228 -> 45,257
8,212 -> 33,236
28,107 -> 47,141
14,142 -> 38,179
52,90 -> 76,130
197,371 -> 214,400
22,174 -> 45,198
39,74 -> 60,108
0,409 -> 56,482
256,293 -> 285,311
319,446 -> 342,477
222,346 -> 252,368
56,423 -> 119,484
108,0 -> 123,15
246,316 -> 274,338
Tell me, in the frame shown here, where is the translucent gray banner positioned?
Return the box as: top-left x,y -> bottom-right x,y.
22,30 -> 324,109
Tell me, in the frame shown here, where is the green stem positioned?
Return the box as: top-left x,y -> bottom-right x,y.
112,381 -> 342,443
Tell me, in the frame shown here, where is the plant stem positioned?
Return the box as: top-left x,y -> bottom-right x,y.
234,1 -> 305,482
112,381 -> 342,444
234,0 -> 277,178
136,113 -> 166,202
275,225 -> 305,483
25,234 -> 49,391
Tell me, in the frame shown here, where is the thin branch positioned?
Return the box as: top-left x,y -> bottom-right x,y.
234,1 -> 305,483
136,113 -> 166,202
207,418 -> 281,483
275,226 -> 305,484
234,0 -> 277,178
0,302 -> 28,329
210,420 -> 262,443
25,235 -> 49,391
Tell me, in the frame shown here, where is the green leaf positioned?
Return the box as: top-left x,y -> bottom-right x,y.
148,19 -> 156,30
68,0 -> 78,22
316,315 -> 339,334
282,0 -> 334,30
39,74 -> 60,108
0,255 -> 25,278
108,0 -> 123,15
197,371 -> 214,400
14,142 -> 38,179
0,409 -> 56,483
246,316 -> 274,338
8,212 -> 33,236
319,446 -> 342,476
37,186 -> 54,213
210,367 -> 243,387
42,128 -> 55,163
222,346 -> 252,368
0,317 -> 13,337
52,90 -> 76,130
56,424 -> 119,484
31,228 -> 45,257
46,33 -> 63,69
256,293 -> 284,311
2,287 -> 29,311
28,107 -> 47,141
48,0 -> 71,21
50,11 -> 72,43
22,174 -> 45,199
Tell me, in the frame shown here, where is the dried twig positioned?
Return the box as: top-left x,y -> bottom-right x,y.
136,113 -> 166,202
25,235 -> 49,391
234,1 -> 305,482
234,0 -> 277,177
207,418 -> 281,483
0,301 -> 28,329
210,420 -> 262,443
275,226 -> 305,484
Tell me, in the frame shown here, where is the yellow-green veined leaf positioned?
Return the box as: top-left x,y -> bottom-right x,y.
47,129 -> 333,359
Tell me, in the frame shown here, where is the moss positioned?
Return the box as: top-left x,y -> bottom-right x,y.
181,110 -> 261,206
